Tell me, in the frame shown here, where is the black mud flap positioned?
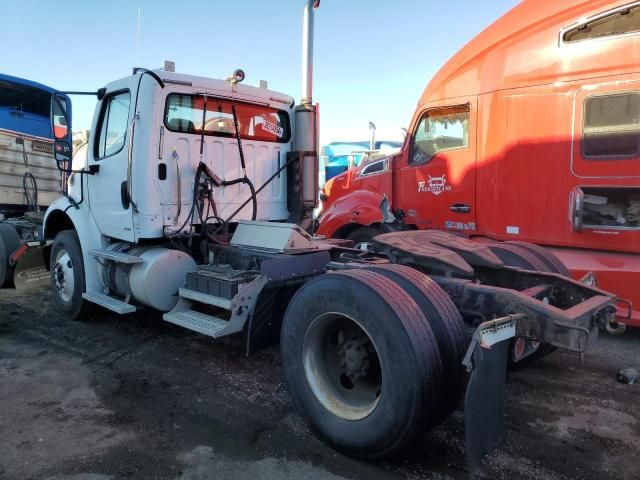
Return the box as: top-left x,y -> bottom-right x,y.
462,316 -> 519,478
464,339 -> 509,478
13,245 -> 49,290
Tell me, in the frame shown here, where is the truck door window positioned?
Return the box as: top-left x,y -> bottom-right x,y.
95,90 -> 131,159
563,3 -> 640,43
409,105 -> 469,165
164,94 -> 291,143
583,92 -> 640,159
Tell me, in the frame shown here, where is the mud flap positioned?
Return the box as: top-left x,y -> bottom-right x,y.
462,316 -> 519,478
13,245 -> 49,289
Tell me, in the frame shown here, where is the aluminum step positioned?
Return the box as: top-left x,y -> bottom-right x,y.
178,287 -> 232,310
82,292 -> 137,314
163,310 -> 230,338
89,249 -> 143,264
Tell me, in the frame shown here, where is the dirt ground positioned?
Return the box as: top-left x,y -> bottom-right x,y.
1,286 -> 639,480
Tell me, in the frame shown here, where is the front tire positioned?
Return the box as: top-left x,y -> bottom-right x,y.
50,230 -> 92,320
346,226 -> 379,251
281,269 -> 443,459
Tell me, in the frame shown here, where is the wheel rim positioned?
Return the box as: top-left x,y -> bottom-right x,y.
353,241 -> 372,251
303,312 -> 382,420
53,249 -> 75,302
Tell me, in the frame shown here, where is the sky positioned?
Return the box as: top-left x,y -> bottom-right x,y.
1,0 -> 520,146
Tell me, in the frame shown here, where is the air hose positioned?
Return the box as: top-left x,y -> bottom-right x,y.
229,103 -> 258,222
18,137 -> 38,211
170,98 -> 262,239
195,101 -> 259,225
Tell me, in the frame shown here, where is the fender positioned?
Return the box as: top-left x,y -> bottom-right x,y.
316,190 -> 394,238
43,196 -> 108,294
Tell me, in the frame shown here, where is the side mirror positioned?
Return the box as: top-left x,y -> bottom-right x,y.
51,93 -> 71,141
54,139 -> 72,171
51,93 -> 73,173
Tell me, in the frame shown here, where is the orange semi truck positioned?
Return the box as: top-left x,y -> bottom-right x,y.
317,0 -> 640,328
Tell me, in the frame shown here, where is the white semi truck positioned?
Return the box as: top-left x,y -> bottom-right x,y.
43,1 -> 619,473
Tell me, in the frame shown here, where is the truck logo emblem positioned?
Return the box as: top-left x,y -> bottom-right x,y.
418,175 -> 451,195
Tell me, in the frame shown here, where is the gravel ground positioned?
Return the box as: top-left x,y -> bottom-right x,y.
0,286 -> 639,480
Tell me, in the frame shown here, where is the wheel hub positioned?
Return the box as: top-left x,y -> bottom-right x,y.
53,251 -> 75,303
302,313 -> 382,420
339,335 -> 370,380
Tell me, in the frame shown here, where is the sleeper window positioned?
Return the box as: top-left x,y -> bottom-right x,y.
563,4 -> 640,43
583,93 -> 640,159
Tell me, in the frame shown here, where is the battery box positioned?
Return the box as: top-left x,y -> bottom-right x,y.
186,264 -> 258,299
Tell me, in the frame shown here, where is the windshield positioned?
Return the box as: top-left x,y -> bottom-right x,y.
0,79 -> 51,117
164,93 -> 291,143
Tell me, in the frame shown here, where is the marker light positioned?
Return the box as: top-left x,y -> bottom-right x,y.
226,69 -> 245,85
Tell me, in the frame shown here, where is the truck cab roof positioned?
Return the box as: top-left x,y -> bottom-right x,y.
103,69 -> 295,111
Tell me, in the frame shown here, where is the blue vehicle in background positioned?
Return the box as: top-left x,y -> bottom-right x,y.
0,74 -> 70,288
0,74 -> 60,139
320,140 -> 402,183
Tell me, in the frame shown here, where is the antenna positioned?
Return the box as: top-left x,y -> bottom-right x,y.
134,3 -> 142,66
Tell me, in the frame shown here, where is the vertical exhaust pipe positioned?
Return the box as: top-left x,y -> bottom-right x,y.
301,0 -> 318,106
369,121 -> 376,151
291,0 -> 320,229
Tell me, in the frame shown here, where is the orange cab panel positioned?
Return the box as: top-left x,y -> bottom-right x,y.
317,0 -> 640,325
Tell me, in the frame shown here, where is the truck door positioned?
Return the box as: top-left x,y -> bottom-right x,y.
87,89 -> 135,241
396,101 -> 477,232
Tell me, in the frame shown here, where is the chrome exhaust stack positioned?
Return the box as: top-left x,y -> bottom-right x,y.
369,122 -> 376,151
291,0 -> 320,229
301,0 -> 317,106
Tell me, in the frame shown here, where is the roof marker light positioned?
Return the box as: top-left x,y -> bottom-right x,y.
226,69 -> 245,85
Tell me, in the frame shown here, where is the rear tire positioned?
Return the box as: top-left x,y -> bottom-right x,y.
489,243 -> 556,367
281,269 -> 442,459
50,230 -> 92,320
362,263 -> 467,421
346,226 -> 380,251
503,241 -> 570,276
0,224 -> 21,288
487,243 -> 551,272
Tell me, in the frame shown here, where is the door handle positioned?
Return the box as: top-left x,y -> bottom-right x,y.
569,187 -> 584,233
449,203 -> 471,214
121,181 -> 130,210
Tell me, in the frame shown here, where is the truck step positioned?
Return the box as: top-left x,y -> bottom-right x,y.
89,249 -> 143,264
82,292 -> 137,314
163,309 -> 233,338
178,287 -> 232,310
